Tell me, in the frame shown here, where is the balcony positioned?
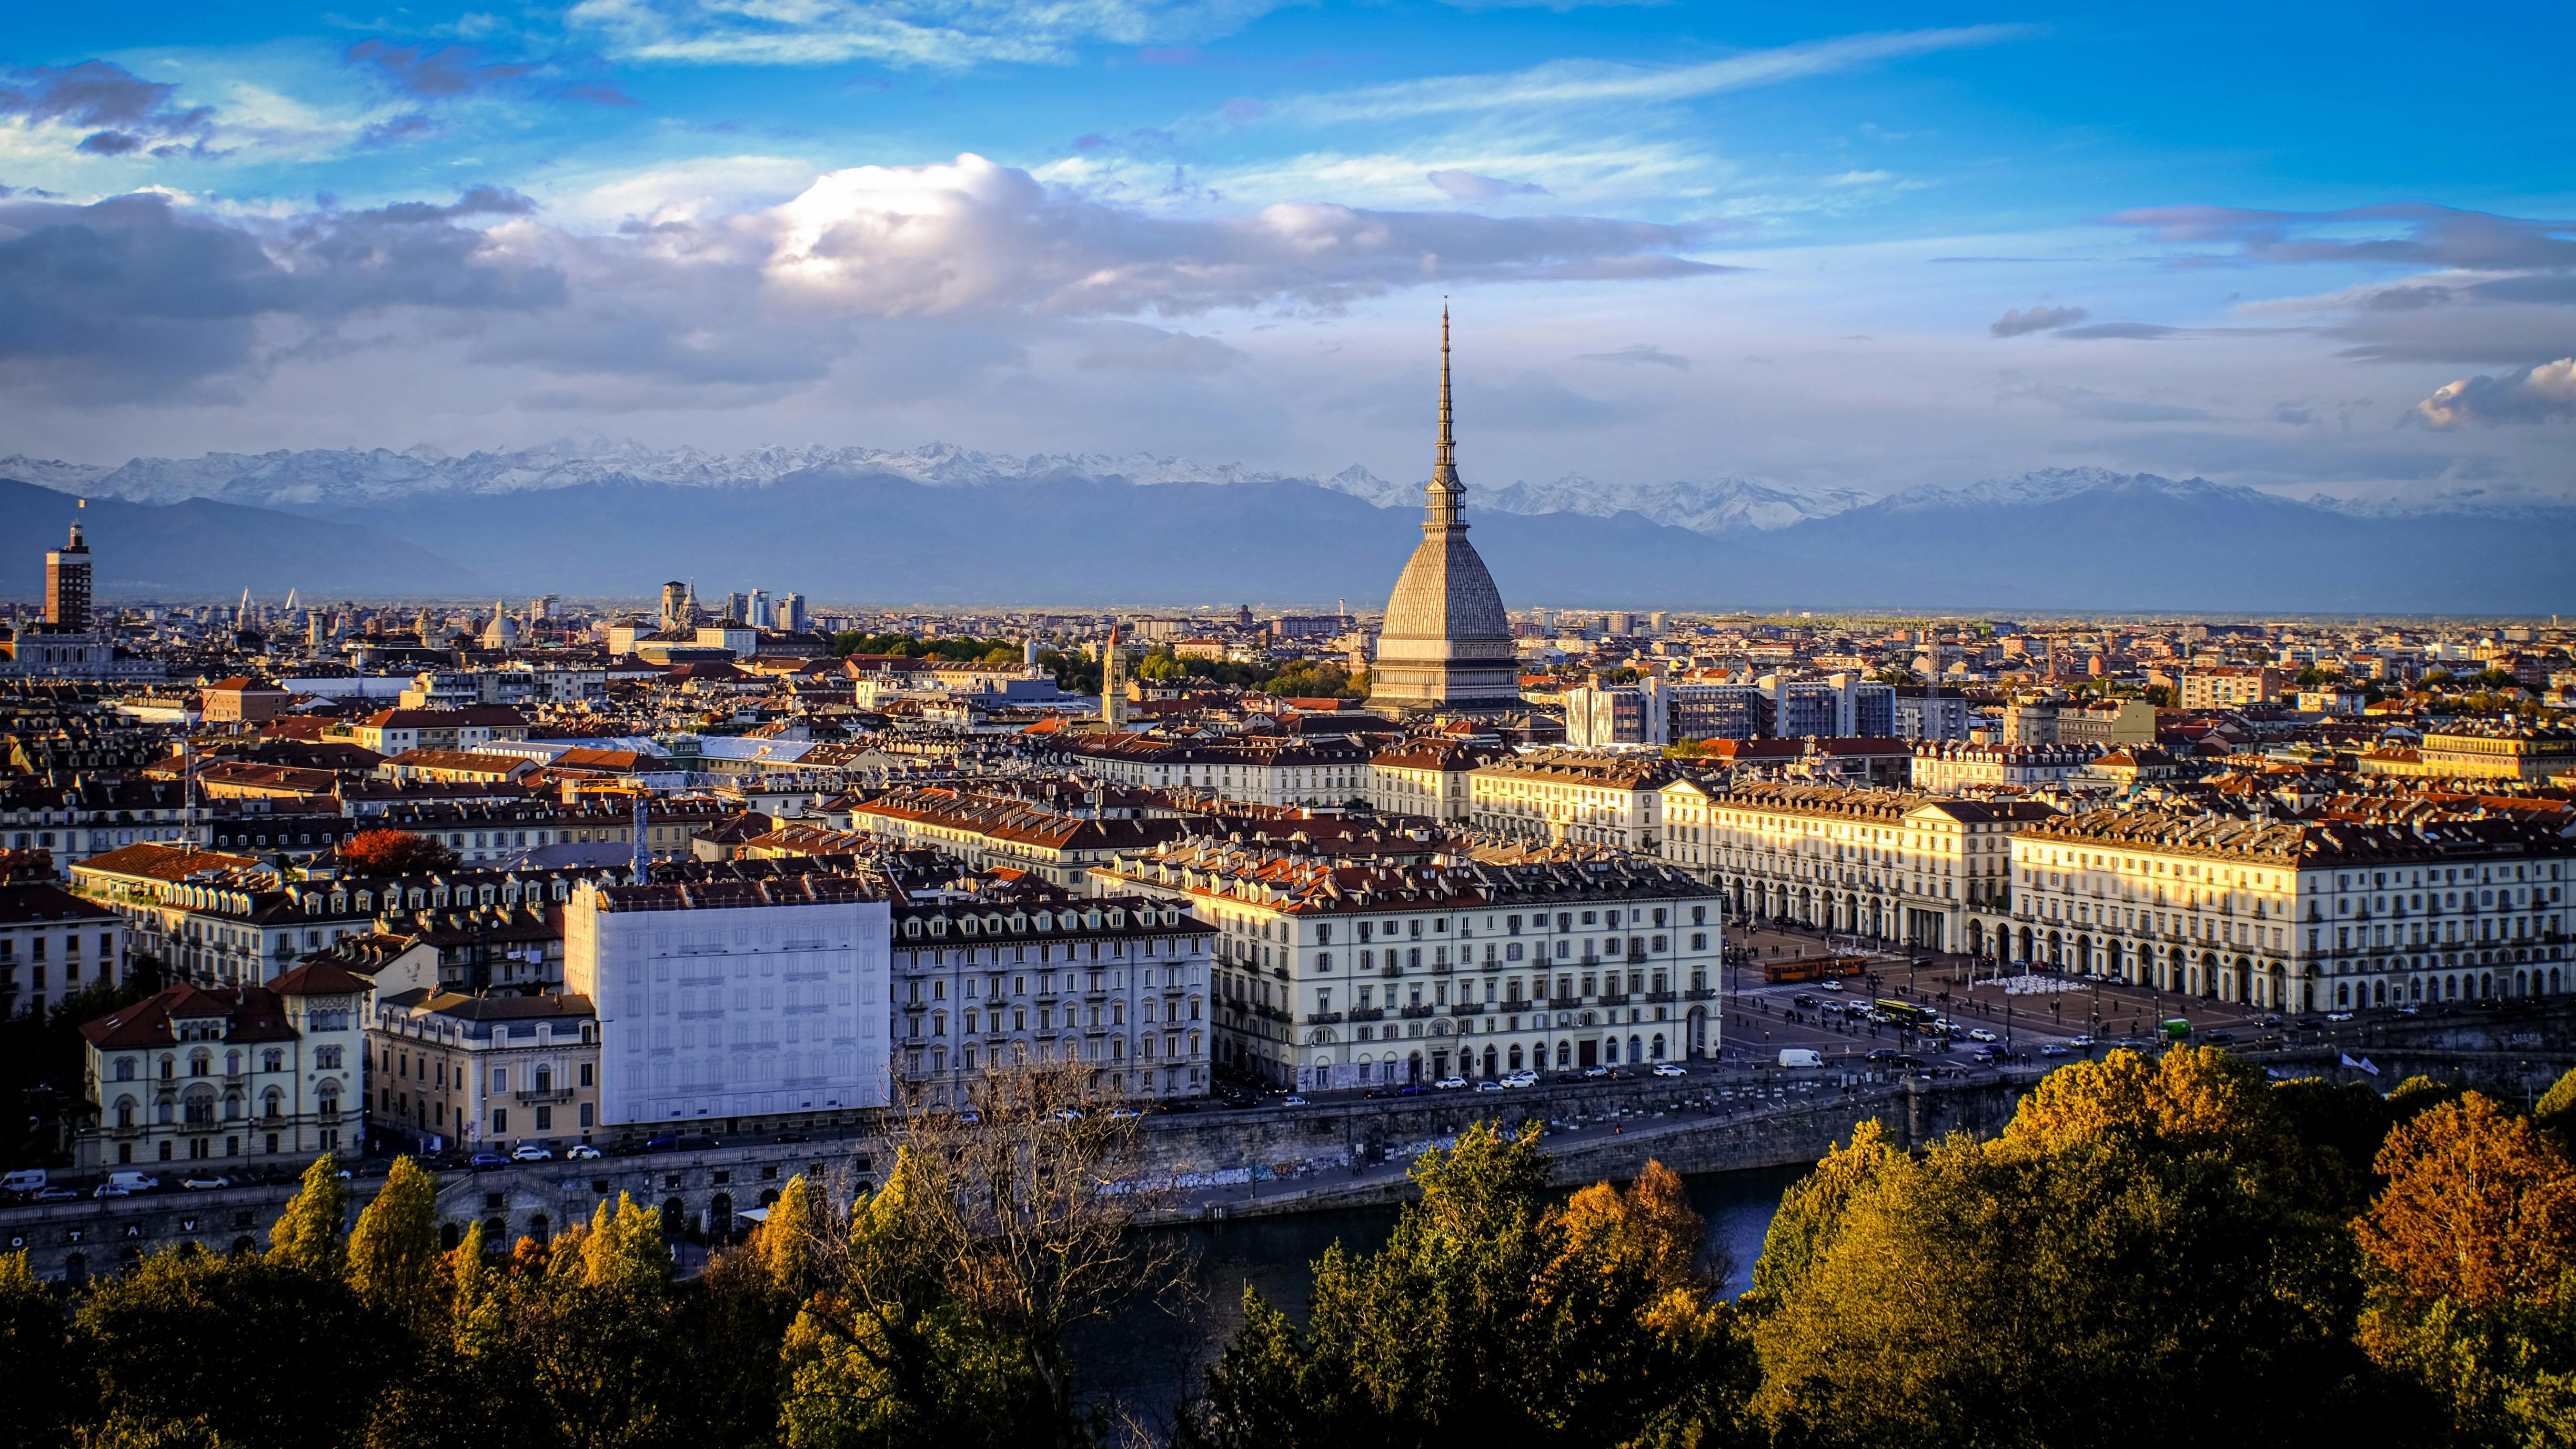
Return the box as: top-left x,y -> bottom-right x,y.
1345,1007 -> 1386,1023
514,1086 -> 575,1104
1684,988 -> 1716,1000
1597,992 -> 1632,1007
1398,1004 -> 1435,1020
1304,1011 -> 1344,1025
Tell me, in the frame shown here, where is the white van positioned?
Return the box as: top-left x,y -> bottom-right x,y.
99,1171 -> 160,1196
1777,1049 -> 1826,1069
3,1169 -> 46,1195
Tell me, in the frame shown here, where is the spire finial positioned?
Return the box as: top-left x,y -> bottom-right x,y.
1436,300 -> 1454,472
1426,302 -> 1463,532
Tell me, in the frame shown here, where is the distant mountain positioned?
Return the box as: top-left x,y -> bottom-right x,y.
1758,468 -> 2576,613
9,439 -> 1325,514
0,480 -> 483,600
16,439 -> 1866,537
3,447 -> 2569,611
1475,475 -> 1873,533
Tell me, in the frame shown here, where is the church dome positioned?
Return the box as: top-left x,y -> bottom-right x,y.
1369,309 -> 1521,716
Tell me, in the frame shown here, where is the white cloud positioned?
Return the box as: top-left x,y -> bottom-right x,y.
564,0 -> 1285,68
2415,359 -> 2576,428
1265,26 -> 2033,126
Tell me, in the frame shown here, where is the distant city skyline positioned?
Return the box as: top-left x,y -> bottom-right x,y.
2,3 -> 2571,507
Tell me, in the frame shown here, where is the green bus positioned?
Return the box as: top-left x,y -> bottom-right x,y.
2160,1018 -> 2193,1041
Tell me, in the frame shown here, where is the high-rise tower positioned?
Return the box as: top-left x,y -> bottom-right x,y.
1367,309 -> 1520,716
46,515 -> 92,631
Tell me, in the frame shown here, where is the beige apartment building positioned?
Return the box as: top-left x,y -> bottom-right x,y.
1090,837 -> 1724,1087
1658,780 -> 2054,954
367,991 -> 601,1154
1467,750 -> 1679,852
2006,809 -> 2572,1012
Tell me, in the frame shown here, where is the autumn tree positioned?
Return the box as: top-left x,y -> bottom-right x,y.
339,827 -> 462,876
348,1155 -> 446,1340
1746,1047 -> 2425,1448
781,1059 -> 1186,1449
2353,1092 -> 2576,1446
267,1153 -> 349,1277
1184,1123 -> 1756,1449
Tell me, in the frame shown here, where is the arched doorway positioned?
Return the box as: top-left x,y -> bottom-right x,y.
661,1197 -> 687,1236
1687,1007 -> 1709,1058
710,1194 -> 733,1243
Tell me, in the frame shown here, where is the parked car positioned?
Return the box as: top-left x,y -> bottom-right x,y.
1504,1071 -> 1539,1088
1475,1081 -> 1505,1092
645,1133 -> 721,1153
180,1174 -> 233,1191
1792,994 -> 1820,1009
1433,1076 -> 1467,1090
1652,1062 -> 1687,1078
509,1144 -> 553,1162
1397,1082 -> 1431,1095
1153,1101 -> 1201,1114
469,1153 -> 509,1170
3,1169 -> 48,1196
1583,1064 -> 1611,1078
566,1143 -> 602,1160
99,1171 -> 158,1196
1281,1095 -> 1309,1106
33,1185 -> 78,1203
1108,1108 -> 1142,1120
1051,1108 -> 1085,1122
2325,1011 -> 2355,1022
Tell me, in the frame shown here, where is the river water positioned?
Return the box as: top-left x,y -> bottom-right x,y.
1069,1162 -> 1809,1427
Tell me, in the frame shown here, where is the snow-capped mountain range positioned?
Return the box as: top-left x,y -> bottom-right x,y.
3,441 -> 2561,541
0,437 -> 1877,536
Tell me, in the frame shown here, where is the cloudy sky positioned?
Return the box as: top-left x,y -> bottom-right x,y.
3,1 -> 2571,504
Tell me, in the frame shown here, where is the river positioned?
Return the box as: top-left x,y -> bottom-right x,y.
1069,1162 -> 1810,1426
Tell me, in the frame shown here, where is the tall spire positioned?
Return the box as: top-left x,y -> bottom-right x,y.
1426,303 -> 1463,532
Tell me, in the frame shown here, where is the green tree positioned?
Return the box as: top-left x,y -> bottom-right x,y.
347,1155 -> 445,1340
1745,1047 -> 2424,1448
267,1154 -> 349,1277
76,1247 -> 398,1449
0,1249 -> 74,1449
1186,1124 -> 1755,1448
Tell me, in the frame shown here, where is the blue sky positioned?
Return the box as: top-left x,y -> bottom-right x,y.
3,1 -> 2571,503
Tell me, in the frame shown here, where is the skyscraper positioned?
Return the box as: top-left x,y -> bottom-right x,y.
1367,309 -> 1521,716
46,518 -> 92,631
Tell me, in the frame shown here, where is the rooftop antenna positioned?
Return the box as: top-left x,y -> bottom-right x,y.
631,792 -> 651,882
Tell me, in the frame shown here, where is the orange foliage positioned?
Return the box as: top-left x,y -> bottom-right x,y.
2355,1092 -> 2576,1312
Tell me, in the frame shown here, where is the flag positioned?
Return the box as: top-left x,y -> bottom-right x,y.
2341,1053 -> 2380,1076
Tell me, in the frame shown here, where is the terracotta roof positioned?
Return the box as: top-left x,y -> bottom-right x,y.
0,881 -> 116,925
266,960 -> 373,996
71,842 -> 262,882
